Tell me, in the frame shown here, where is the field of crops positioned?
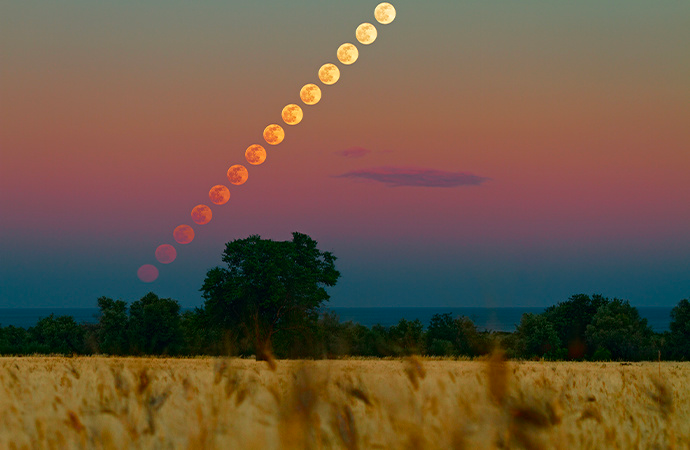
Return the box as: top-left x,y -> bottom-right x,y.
1,355 -> 687,449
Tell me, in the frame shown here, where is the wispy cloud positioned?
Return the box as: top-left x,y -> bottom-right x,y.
334,147 -> 372,158
335,166 -> 490,188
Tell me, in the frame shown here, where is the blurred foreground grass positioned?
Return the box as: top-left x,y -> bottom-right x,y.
1,356 -> 688,448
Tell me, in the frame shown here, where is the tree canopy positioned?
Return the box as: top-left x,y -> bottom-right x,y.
200,232 -> 340,358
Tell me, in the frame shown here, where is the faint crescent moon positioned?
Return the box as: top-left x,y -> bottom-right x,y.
356,23 -> 378,45
155,244 -> 177,264
245,144 -> 267,165
209,185 -> 231,205
300,84 -> 322,105
282,104 -> 304,126
375,2 -> 396,25
318,64 -> 340,85
337,43 -> 359,65
263,124 -> 285,145
227,164 -> 249,185
191,204 -> 212,225
137,264 -> 159,283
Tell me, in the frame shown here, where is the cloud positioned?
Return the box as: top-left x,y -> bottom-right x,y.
335,166 -> 490,188
334,147 -> 372,158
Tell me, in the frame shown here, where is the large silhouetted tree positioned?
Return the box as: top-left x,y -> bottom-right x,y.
200,232 -> 340,359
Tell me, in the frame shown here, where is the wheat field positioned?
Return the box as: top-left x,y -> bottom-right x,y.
0,356 -> 687,449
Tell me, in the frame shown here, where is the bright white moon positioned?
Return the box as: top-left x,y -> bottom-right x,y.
375,2 -> 396,25
318,63 -> 341,85
356,23 -> 378,45
337,43 -> 359,65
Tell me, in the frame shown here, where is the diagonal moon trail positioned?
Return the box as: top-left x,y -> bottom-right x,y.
140,2 -> 397,282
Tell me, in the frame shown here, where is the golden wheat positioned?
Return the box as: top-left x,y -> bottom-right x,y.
0,356 -> 688,449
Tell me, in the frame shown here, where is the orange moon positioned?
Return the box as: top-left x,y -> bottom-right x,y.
337,43 -> 359,65
356,23 -> 378,45
209,185 -> 230,205
263,124 -> 285,145
318,63 -> 340,85
282,104 -> 304,126
173,224 -> 195,244
191,204 -> 212,225
227,164 -> 249,185
245,144 -> 267,165
137,264 -> 159,283
300,84 -> 322,105
375,2 -> 396,24
155,244 -> 177,264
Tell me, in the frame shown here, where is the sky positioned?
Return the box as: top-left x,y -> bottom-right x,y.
1,0 -> 689,309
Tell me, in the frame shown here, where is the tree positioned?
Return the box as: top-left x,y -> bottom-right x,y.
669,298 -> 690,360
585,299 -> 655,361
200,232 -> 340,359
97,296 -> 129,355
128,292 -> 183,355
513,313 -> 562,359
29,315 -> 86,354
426,313 -> 486,357
543,293 -> 609,359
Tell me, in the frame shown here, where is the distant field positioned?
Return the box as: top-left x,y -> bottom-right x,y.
1,357 -> 687,448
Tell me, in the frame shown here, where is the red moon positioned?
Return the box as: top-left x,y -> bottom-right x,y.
173,224 -> 195,244
191,204 -> 212,225
263,124 -> 285,146
209,185 -> 231,205
137,264 -> 159,283
245,144 -> 267,165
155,244 -> 177,264
227,164 -> 249,185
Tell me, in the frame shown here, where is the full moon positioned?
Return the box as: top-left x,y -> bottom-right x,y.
155,244 -> 177,264
263,124 -> 285,145
245,144 -> 267,165
191,204 -> 212,225
337,43 -> 359,65
282,104 -> 304,126
300,84 -> 322,105
137,264 -> 159,283
227,164 -> 249,185
173,224 -> 195,244
209,185 -> 230,205
356,23 -> 378,45
318,63 -> 340,85
375,2 -> 396,24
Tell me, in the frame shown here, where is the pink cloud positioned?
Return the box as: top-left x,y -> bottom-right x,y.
336,166 -> 490,188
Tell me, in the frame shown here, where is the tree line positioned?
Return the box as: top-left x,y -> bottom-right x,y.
1,233 -> 688,360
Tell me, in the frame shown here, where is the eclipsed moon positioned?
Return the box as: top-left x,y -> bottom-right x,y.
300,84 -> 322,105
282,104 -> 304,126
356,23 -> 378,45
173,224 -> 195,244
337,43 -> 359,65
191,204 -> 212,225
245,144 -> 267,165
155,244 -> 177,264
375,2 -> 396,24
209,185 -> 230,205
137,264 -> 159,283
227,164 -> 249,185
318,63 -> 340,85
263,124 -> 285,145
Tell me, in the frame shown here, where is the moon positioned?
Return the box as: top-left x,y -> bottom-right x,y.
191,204 -> 212,225
337,43 -> 359,65
137,264 -> 159,283
300,84 -> 322,105
282,104 -> 304,126
209,185 -> 230,205
375,2 -> 396,25
263,124 -> 285,145
318,63 -> 340,85
173,224 -> 195,244
155,244 -> 177,264
356,23 -> 378,45
227,164 -> 249,185
245,144 -> 267,165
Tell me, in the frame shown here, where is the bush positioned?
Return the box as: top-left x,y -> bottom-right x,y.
585,299 -> 655,361
513,313 -> 561,359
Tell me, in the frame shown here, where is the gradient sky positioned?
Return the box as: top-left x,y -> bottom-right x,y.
2,0 -> 689,309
